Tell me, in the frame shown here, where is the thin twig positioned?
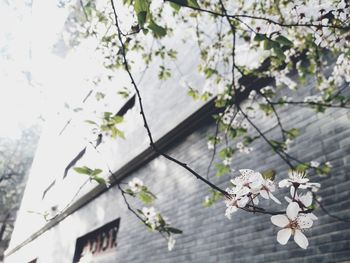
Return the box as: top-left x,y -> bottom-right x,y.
238,106 -> 294,169
313,194 -> 350,223
110,0 -> 229,197
164,0 -> 350,30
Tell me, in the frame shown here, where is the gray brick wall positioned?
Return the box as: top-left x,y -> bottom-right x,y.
5,102 -> 350,263
105,104 -> 350,262
5,91 -> 350,263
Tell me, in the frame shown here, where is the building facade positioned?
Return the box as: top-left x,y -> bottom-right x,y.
4,0 -> 350,262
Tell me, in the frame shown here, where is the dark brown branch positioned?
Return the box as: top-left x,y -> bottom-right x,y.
313,193 -> 350,223
117,184 -> 147,223
258,91 -> 287,141
164,0 -> 350,30
238,106 -> 294,169
110,0 -> 229,198
270,100 -> 350,109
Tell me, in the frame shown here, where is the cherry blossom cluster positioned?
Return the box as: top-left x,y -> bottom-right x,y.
127,178 -> 181,251
225,169 -> 321,249
225,169 -> 281,219
140,206 -> 177,251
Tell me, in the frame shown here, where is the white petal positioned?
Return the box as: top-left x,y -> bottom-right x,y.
287,202 -> 300,220
308,213 -> 318,221
284,196 -> 292,203
253,196 -> 259,205
271,215 -> 289,227
238,186 -> 250,196
294,229 -> 309,249
225,206 -> 237,219
279,179 -> 290,188
269,192 -> 281,204
297,215 -> 314,229
290,186 -> 298,199
237,196 -> 249,207
300,192 -> 313,207
239,169 -> 256,177
260,189 -> 269,199
250,172 -> 264,183
277,228 -> 292,245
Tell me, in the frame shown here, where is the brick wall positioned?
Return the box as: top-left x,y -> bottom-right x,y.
6,93 -> 350,263
108,104 -> 350,263
6,94 -> 350,263
5,88 -> 350,263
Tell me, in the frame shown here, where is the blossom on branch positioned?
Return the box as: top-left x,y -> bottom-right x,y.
278,170 -> 321,190
128,178 -> 144,193
271,202 -> 314,249
224,186 -> 250,219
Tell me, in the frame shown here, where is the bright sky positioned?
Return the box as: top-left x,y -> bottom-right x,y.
0,0 -> 260,141
0,0 -> 99,139
0,0 -> 42,138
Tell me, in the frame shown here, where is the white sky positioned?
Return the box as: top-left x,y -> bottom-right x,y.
0,0 -> 95,139
0,0 -> 41,138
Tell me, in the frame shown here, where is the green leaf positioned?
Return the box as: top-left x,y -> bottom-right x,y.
273,46 -> 286,60
138,191 -> 154,204
275,35 -> 293,47
263,39 -> 274,50
203,190 -> 223,207
116,129 -> 125,139
254,33 -> 266,42
287,128 -> 300,139
124,188 -> 135,196
318,165 -> 331,175
137,11 -> 147,27
259,103 -> 273,115
295,163 -> 309,172
85,120 -> 98,126
215,163 -> 230,177
104,112 -> 113,119
134,0 -> 148,14
148,19 -> 166,38
166,227 -> 183,234
91,169 -> 103,176
168,0 -> 199,8
134,0 -> 149,27
203,68 -> 217,79
262,169 -> 276,180
91,175 -> 106,185
137,209 -> 143,215
74,166 -> 93,175
112,115 -> 124,124
188,0 -> 199,8
170,2 -> 181,11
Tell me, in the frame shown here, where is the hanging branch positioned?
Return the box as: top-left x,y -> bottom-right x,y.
238,106 -> 294,169
313,193 -> 350,223
164,0 -> 350,30
258,90 -> 287,141
110,0 -> 229,197
117,184 -> 147,223
270,100 -> 350,109
108,0 -> 312,217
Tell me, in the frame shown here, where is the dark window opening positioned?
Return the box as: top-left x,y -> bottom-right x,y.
72,218 -> 120,263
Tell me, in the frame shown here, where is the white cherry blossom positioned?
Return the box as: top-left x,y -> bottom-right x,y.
278,170 -> 320,190
142,207 -> 159,230
224,186 -> 250,219
285,187 -> 313,209
207,140 -> 215,150
271,202 -> 314,249
223,157 -> 232,166
259,179 -> 281,204
128,178 -> 144,193
168,235 -> 176,251
231,169 -> 264,193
